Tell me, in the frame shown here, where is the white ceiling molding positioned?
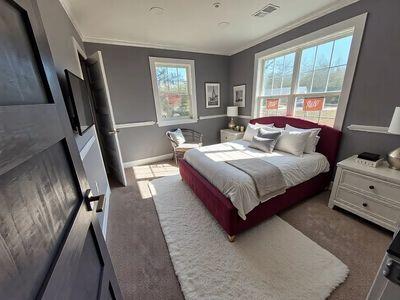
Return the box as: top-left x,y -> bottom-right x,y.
58,0 -> 84,40
59,0 -> 360,56
229,0 -> 361,55
83,36 -> 228,56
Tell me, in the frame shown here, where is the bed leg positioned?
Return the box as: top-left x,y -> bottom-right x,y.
227,235 -> 236,242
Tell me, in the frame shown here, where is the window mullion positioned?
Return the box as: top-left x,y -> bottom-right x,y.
325,41 -> 336,92
288,49 -> 302,116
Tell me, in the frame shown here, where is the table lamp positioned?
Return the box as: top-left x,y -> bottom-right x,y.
388,107 -> 400,170
227,106 -> 238,129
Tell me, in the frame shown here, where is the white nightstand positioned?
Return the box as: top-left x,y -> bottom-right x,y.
220,129 -> 244,143
329,156 -> 400,232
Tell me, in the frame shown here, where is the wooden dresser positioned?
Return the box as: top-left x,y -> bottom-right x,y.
329,156 -> 400,232
220,129 -> 244,143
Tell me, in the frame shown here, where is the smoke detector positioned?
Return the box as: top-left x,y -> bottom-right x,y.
212,2 -> 221,9
253,4 -> 279,17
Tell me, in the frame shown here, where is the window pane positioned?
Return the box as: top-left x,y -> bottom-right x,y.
258,97 -> 288,117
284,53 -> 295,74
311,68 -> 329,92
294,96 -> 339,127
331,35 -> 352,67
263,59 -> 274,95
177,67 -> 187,81
299,46 -> 316,73
262,53 -> 295,96
178,81 -> 188,93
327,65 -> 346,91
298,71 -> 313,94
272,56 -> 284,95
315,41 -> 333,70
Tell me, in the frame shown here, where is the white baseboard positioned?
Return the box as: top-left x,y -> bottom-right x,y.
123,153 -> 174,167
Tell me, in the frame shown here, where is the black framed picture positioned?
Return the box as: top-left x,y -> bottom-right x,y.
205,83 -> 220,108
233,84 -> 245,107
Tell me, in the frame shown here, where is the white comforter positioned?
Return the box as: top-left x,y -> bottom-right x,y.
184,140 -> 330,220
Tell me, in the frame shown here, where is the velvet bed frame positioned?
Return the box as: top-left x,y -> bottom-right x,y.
179,116 -> 342,240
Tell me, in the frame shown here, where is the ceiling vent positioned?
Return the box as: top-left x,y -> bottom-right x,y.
253,4 -> 279,17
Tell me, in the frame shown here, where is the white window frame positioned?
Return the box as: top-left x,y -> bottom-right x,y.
149,57 -> 198,127
252,13 -> 367,129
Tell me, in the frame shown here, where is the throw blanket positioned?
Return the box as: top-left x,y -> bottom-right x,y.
226,158 -> 286,198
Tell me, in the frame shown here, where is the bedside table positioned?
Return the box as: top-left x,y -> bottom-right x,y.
329,156 -> 400,232
220,129 -> 244,143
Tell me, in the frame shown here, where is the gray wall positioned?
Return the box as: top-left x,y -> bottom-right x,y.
229,0 -> 400,161
37,1 -> 109,201
84,43 -> 230,162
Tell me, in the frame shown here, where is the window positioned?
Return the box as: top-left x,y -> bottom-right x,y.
149,57 -> 197,126
252,14 -> 367,129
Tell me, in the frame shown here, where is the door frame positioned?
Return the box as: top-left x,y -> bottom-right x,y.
88,51 -> 127,186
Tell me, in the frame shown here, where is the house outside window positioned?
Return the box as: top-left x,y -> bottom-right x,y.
149,57 -> 197,126
252,14 -> 367,129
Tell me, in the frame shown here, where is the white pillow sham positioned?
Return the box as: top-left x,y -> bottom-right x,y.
243,123 -> 274,141
275,130 -> 311,156
285,124 -> 321,153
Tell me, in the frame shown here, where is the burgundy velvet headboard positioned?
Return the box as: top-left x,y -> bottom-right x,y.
250,116 -> 342,172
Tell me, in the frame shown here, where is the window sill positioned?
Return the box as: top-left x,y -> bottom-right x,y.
157,118 -> 198,127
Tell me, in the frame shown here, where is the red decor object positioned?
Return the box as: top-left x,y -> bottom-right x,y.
303,97 -> 325,111
266,98 -> 279,110
179,116 -> 342,237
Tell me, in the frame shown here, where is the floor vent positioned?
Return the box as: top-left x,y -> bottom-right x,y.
253,3 -> 279,17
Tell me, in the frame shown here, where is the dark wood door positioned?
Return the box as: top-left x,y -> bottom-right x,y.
0,0 -> 122,299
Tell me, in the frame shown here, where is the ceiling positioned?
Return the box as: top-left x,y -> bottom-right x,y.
61,0 -> 359,55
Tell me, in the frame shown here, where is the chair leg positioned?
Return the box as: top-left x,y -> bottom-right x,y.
227,235 -> 236,242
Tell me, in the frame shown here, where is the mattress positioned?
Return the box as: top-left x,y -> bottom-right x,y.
184,140 -> 330,220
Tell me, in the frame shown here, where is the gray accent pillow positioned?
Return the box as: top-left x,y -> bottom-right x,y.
249,130 -> 281,153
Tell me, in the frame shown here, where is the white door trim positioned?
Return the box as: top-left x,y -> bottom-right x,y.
88,51 -> 127,186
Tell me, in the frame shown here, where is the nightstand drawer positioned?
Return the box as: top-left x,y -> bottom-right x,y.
336,187 -> 400,227
340,169 -> 400,202
220,129 -> 244,143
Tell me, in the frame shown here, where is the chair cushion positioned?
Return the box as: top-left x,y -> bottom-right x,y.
176,143 -> 202,151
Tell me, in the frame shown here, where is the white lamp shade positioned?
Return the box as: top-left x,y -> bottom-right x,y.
389,107 -> 400,135
227,106 -> 238,117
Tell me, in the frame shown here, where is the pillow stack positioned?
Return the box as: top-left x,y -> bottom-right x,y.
249,129 -> 281,153
244,123 -> 321,156
243,123 -> 274,141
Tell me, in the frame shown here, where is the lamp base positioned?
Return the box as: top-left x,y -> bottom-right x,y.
388,147 -> 400,170
228,117 -> 235,129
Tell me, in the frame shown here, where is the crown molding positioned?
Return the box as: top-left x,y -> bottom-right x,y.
59,0 -> 360,56
83,36 -> 228,56
228,0 -> 361,55
58,0 -> 84,40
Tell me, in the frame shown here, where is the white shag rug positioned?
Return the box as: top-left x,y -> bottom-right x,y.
149,175 -> 349,300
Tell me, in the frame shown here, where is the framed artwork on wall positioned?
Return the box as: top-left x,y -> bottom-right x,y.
233,85 -> 245,107
205,83 -> 220,108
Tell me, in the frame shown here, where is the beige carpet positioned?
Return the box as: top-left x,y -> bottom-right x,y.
150,175 -> 349,300
106,161 -> 392,300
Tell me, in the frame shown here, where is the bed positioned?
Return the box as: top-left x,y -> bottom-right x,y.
179,116 -> 342,241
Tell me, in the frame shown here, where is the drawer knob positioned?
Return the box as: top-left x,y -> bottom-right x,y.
369,185 -> 375,190
362,202 -> 368,207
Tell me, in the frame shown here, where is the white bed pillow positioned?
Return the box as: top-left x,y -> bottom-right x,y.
275,130 -> 311,156
243,123 -> 274,141
285,124 -> 321,153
